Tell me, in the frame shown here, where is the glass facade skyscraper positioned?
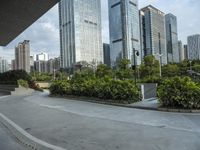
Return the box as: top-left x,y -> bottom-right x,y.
165,13 -> 179,63
140,5 -> 167,65
59,0 -> 103,69
187,34 -> 200,60
108,0 -> 141,67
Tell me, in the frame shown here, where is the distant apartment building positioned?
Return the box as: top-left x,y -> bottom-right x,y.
187,34 -> 200,60
109,0 -> 141,67
0,57 -> 9,73
140,5 -> 167,64
103,43 -> 111,66
47,57 -> 60,74
30,56 -> 34,72
59,0 -> 103,70
35,52 -> 49,61
15,40 -> 30,73
183,45 -> 188,60
165,13 -> 179,63
34,57 -> 60,74
34,61 -> 48,73
178,41 -> 184,62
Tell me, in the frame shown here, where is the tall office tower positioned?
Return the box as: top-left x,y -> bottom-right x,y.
103,43 -> 111,66
178,41 -> 184,62
183,45 -> 188,60
11,59 -> 16,70
165,13 -> 179,63
109,0 -> 141,67
15,40 -> 30,73
187,34 -> 200,60
0,57 -> 9,73
35,52 -> 49,61
59,0 -> 103,70
140,5 -> 167,64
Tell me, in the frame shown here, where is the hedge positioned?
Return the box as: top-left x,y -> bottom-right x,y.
50,77 -> 141,104
158,76 -> 200,109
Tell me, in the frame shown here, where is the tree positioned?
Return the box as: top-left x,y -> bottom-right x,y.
162,64 -> 180,77
96,64 -> 112,78
139,55 -> 160,79
115,59 -> 134,80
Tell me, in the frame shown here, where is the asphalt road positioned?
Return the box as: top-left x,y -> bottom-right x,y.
0,92 -> 200,150
0,123 -> 25,150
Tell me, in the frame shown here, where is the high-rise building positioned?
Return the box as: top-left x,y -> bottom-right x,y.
34,61 -> 48,73
15,40 -> 30,73
103,43 -> 111,66
165,13 -> 179,63
11,59 -> 16,70
35,52 -> 49,61
187,34 -> 200,60
183,45 -> 188,60
178,41 -> 184,62
109,0 -> 141,67
0,57 -> 9,73
47,57 -> 60,74
140,5 -> 167,64
59,0 -> 103,70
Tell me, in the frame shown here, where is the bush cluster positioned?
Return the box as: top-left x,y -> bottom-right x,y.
50,76 -> 141,104
0,70 -> 31,85
158,76 -> 200,109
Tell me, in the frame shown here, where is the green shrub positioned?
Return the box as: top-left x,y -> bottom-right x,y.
0,70 -> 31,85
17,79 -> 28,88
49,80 -> 71,95
158,76 -> 200,109
50,77 -> 141,104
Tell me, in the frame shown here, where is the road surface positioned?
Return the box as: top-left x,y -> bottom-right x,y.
0,91 -> 200,150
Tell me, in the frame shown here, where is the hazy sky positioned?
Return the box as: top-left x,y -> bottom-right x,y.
0,0 -> 200,63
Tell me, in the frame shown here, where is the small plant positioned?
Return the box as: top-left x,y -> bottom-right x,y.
17,79 -> 29,88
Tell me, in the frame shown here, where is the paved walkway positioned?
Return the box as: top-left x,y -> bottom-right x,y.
0,92 -> 200,150
130,98 -> 160,110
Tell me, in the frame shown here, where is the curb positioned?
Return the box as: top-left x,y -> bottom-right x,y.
50,95 -> 200,113
0,113 -> 66,150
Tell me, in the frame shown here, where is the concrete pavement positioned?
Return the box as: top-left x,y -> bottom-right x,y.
0,92 -> 200,150
0,123 -> 25,150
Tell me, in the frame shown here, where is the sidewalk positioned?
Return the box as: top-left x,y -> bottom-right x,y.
130,98 -> 160,110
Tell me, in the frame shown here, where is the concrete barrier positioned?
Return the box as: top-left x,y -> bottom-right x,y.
0,113 -> 66,150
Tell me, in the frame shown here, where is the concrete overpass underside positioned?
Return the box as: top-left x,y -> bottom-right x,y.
0,0 -> 59,46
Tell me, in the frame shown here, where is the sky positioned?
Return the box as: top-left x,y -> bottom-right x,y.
0,0 -> 200,63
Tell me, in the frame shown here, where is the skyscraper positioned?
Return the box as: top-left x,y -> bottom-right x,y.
15,40 -> 30,73
108,0 -> 141,67
165,13 -> 179,63
140,5 -> 167,64
103,43 -> 111,66
178,41 -> 184,62
187,34 -> 200,60
59,0 -> 103,70
0,57 -> 9,73
183,45 -> 188,60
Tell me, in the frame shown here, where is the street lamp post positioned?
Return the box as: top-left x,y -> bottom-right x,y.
133,48 -> 139,86
155,53 -> 163,77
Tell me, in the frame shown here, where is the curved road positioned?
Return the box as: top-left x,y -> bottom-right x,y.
0,92 -> 200,150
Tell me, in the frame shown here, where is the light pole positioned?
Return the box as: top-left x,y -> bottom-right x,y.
133,48 -> 139,86
155,53 -> 163,77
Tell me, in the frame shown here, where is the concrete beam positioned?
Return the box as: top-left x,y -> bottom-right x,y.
0,0 -> 60,46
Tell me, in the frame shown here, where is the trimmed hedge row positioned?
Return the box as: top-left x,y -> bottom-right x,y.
158,76 -> 200,109
50,78 -> 141,104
